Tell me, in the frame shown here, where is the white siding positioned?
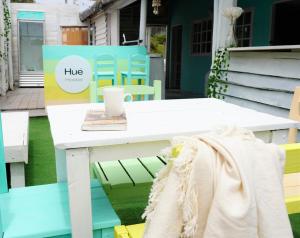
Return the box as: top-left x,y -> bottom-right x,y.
93,13 -> 107,46
11,3 -> 86,87
223,50 -> 300,118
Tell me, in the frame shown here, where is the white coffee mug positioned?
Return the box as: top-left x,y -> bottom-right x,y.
103,87 -> 132,116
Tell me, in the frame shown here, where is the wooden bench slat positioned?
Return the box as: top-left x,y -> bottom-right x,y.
279,144 -> 300,174
115,224 -> 145,238
1,182 -> 120,238
285,196 -> 300,214
93,163 -> 110,188
100,161 -> 133,188
126,224 -> 145,238
139,157 -> 165,178
115,225 -> 130,238
119,159 -> 153,186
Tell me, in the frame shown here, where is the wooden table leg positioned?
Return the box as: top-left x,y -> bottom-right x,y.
66,148 -> 93,238
55,148 -> 67,182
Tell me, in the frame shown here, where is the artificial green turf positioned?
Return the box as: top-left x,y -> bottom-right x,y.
25,117 -> 300,233
25,117 -> 56,186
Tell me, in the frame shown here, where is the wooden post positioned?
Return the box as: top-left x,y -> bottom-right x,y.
288,87 -> 300,143
7,0 -> 13,90
212,0 -> 237,53
0,114 -> 8,194
110,10 -> 120,45
66,148 -> 93,238
139,0 -> 147,46
0,1 -> 5,96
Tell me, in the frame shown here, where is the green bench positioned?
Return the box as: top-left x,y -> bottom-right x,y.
0,113 -> 120,238
92,157 -> 166,224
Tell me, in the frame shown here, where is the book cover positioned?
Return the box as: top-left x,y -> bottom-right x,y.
81,109 -> 127,131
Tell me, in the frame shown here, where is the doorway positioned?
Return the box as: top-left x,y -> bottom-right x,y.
271,0 -> 300,45
168,25 -> 182,90
18,20 -> 44,87
19,21 -> 44,74
119,1 -> 141,45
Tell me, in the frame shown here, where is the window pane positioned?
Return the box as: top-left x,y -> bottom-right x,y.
236,16 -> 243,25
236,26 -> 242,38
191,19 -> 212,54
201,31 -> 206,41
195,44 -> 200,54
206,42 -> 211,52
202,21 -> 207,31
193,32 -> 197,42
208,20 -> 212,30
243,39 -> 250,46
207,30 -> 212,41
201,43 -> 206,52
235,11 -> 252,47
19,21 -> 44,73
244,25 -> 250,37
245,12 -> 251,24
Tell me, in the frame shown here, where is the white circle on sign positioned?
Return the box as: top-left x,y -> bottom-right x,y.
55,55 -> 92,93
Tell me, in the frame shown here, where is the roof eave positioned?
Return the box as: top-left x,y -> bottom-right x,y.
79,0 -> 116,22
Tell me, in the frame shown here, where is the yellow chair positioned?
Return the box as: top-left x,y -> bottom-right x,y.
115,143 -> 300,238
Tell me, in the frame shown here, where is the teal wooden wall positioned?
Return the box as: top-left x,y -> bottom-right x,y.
168,0 -> 213,96
168,0 -> 278,96
237,0 -> 277,46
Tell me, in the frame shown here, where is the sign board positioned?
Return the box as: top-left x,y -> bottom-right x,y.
55,55 -> 91,93
43,45 -> 147,105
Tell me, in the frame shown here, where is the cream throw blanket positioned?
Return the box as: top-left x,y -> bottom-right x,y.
143,127 -> 293,238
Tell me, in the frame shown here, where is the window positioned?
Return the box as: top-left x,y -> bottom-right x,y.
271,0 -> 300,45
235,10 -> 252,47
191,18 -> 212,55
19,21 -> 44,73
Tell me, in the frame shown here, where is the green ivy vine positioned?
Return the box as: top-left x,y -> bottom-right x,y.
207,48 -> 230,99
0,0 -> 12,61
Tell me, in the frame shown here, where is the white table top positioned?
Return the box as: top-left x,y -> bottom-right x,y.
2,111 -> 29,163
47,98 -> 299,150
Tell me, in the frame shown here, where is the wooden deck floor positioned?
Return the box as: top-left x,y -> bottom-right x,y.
0,88 -> 46,116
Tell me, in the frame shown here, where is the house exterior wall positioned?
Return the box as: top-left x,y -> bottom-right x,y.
108,10 -> 120,45
224,49 -> 300,118
168,0 -> 213,97
92,13 -> 108,45
11,3 -> 86,86
224,1 -> 298,118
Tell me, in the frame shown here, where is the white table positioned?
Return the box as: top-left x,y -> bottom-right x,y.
47,98 -> 299,238
2,112 -> 29,188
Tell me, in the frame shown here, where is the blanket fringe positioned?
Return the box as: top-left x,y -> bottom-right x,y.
143,137 -> 201,238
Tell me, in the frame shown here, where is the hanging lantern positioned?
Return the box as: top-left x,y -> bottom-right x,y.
152,0 -> 161,15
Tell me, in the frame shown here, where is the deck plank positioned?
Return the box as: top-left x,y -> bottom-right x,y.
0,88 -> 45,112
18,94 -> 30,109
28,93 -> 37,109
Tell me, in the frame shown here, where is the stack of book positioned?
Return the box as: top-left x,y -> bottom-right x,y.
81,109 -> 127,131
